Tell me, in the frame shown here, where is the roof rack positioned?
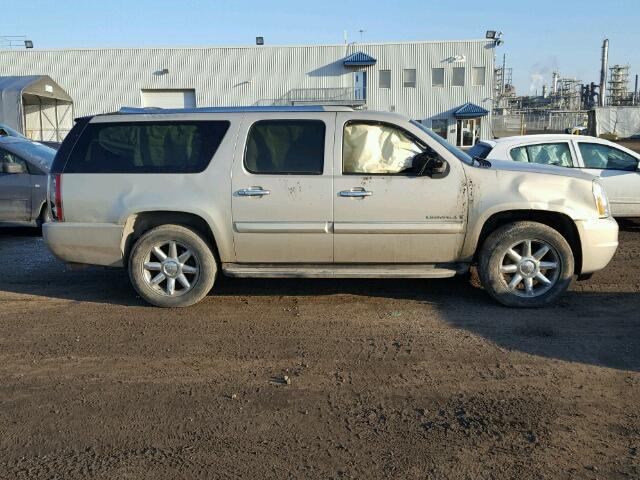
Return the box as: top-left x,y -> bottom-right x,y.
117,105 -> 354,114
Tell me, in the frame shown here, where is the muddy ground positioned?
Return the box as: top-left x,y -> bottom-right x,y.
0,222 -> 639,479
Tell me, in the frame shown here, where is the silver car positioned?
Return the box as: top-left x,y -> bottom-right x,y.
0,135 -> 55,226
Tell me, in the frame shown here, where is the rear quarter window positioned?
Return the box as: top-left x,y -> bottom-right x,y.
64,121 -> 230,173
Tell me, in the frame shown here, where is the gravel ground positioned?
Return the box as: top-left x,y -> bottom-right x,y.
0,221 -> 639,479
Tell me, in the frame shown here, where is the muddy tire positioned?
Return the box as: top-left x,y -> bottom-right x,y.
128,225 -> 217,307
478,221 -> 574,308
36,205 -> 51,228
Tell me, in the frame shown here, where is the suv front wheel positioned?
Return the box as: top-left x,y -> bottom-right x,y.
128,224 -> 217,307
478,221 -> 574,307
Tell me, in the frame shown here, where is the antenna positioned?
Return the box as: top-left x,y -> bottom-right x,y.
358,29 -> 366,42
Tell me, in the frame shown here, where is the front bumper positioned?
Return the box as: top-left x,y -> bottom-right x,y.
43,222 -> 125,267
576,217 -> 618,274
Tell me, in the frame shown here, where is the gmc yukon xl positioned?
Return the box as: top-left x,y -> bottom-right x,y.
44,106 -> 618,308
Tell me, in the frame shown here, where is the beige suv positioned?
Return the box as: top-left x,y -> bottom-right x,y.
44,106 -> 618,308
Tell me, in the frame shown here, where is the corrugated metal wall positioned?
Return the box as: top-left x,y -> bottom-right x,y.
0,40 -> 495,142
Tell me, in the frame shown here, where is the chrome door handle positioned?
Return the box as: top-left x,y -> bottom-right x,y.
340,189 -> 372,198
237,187 -> 270,197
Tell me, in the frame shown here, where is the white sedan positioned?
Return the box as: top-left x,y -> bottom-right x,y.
469,134 -> 640,217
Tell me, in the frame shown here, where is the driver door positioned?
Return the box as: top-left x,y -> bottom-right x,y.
332,114 -> 467,263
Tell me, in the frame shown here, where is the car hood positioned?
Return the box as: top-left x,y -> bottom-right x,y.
485,158 -> 596,182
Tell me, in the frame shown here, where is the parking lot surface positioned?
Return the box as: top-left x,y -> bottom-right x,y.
0,222 -> 639,479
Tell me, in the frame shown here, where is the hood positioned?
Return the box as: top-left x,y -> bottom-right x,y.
485,158 -> 596,182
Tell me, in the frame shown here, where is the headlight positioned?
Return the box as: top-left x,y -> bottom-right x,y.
592,180 -> 610,218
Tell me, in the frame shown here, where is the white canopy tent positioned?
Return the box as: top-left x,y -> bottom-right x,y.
0,75 -> 74,142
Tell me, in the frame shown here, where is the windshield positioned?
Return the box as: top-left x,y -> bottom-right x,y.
410,120 -> 474,165
6,140 -> 56,171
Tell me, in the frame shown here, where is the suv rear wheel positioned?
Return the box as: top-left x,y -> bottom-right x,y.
478,221 -> 574,307
128,224 -> 217,307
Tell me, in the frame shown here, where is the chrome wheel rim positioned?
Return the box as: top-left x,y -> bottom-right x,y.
142,241 -> 200,297
499,239 -> 561,298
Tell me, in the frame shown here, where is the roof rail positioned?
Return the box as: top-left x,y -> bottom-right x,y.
117,105 -> 354,114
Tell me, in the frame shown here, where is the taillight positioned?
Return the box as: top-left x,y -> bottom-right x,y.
49,173 -> 64,221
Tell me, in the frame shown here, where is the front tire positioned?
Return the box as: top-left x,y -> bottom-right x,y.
478,221 -> 574,308
128,225 -> 217,307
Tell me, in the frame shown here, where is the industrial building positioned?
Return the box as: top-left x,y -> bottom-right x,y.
0,38 -> 497,146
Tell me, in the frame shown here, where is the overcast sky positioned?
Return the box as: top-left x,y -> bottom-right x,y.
2,0 -> 638,95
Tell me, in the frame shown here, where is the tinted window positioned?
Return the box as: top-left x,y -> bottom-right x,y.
65,121 -> 229,173
510,143 -> 573,167
468,142 -> 493,160
343,122 -> 423,175
244,120 -> 325,175
431,119 -> 448,139
578,143 -> 638,171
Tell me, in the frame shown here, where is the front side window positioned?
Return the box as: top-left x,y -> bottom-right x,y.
0,149 -> 28,174
245,120 -> 325,175
431,119 -> 448,139
343,122 -> 423,174
510,143 -> 573,167
403,69 -> 416,88
472,67 -> 486,86
452,67 -> 465,87
432,68 -> 445,87
578,143 -> 638,171
65,121 -> 230,173
379,70 -> 391,89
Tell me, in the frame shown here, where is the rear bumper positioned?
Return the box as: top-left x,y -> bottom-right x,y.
43,222 -> 125,267
576,217 -> 618,274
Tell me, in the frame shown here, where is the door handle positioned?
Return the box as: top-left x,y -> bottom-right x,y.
237,187 -> 270,197
340,189 -> 372,198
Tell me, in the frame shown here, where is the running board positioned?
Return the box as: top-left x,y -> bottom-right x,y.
222,263 -> 465,279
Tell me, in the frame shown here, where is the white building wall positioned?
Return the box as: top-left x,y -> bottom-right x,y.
0,40 -> 496,143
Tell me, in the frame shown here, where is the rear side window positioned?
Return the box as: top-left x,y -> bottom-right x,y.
64,121 -> 229,173
467,142 -> 492,160
244,120 -> 325,175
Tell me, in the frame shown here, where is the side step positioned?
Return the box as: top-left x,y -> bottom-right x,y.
222,263 -> 466,279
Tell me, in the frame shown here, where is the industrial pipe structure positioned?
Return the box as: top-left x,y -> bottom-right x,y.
599,39 -> 609,107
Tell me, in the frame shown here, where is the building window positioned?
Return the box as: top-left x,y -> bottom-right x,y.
431,119 -> 448,139
403,69 -> 416,88
472,67 -> 486,86
432,68 -> 445,87
452,67 -> 465,87
244,120 -> 326,175
379,70 -> 391,89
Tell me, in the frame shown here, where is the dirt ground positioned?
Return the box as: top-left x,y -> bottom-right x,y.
0,221 -> 639,480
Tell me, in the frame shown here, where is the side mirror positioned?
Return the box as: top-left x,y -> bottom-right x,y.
413,152 -> 449,178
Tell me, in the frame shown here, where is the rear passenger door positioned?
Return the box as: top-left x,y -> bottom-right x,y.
231,113 -> 334,263
0,148 -> 31,222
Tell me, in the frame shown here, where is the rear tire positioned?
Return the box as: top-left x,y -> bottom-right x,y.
36,205 -> 51,228
478,221 -> 574,308
128,224 -> 217,307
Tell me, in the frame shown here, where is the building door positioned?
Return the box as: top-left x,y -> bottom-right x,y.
456,118 -> 480,148
353,72 -> 367,100
140,89 -> 197,108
